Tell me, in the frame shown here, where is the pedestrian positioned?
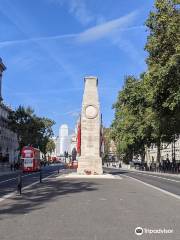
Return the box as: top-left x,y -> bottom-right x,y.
17,173 -> 22,194
150,163 -> 152,171
159,162 -> 162,172
166,155 -> 170,172
10,163 -> 13,171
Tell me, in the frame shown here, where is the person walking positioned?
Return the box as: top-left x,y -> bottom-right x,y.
10,163 -> 13,171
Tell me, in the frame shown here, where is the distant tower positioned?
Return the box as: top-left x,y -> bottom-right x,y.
0,58 -> 6,103
59,124 -> 70,155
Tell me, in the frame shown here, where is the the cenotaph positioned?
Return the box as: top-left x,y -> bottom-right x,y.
77,76 -> 103,175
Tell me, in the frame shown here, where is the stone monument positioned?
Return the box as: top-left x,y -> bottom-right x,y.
77,76 -> 103,175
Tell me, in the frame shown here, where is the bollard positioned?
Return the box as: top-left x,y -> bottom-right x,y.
58,166 -> 60,174
40,169 -> 42,183
17,172 -> 22,195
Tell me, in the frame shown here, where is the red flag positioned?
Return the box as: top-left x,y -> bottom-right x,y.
77,117 -> 81,155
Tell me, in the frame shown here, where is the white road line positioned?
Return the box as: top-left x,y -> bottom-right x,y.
0,172 -> 57,203
132,172 -> 180,183
0,177 -> 17,184
126,175 -> 180,200
0,172 -> 39,184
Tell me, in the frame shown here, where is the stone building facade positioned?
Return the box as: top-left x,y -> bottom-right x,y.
145,137 -> 180,164
0,58 -> 19,165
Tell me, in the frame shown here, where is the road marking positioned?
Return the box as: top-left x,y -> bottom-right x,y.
0,172 -> 40,184
0,171 -> 57,203
132,172 -> 180,183
126,175 -> 180,200
0,192 -> 15,203
0,177 -> 17,184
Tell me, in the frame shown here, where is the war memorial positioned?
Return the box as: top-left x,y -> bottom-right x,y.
77,76 -> 103,175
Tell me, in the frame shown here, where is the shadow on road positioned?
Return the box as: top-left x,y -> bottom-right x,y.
0,176 -> 98,219
110,171 -> 129,175
103,168 -> 128,175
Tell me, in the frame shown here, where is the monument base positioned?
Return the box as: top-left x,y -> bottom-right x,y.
77,157 -> 103,175
56,173 -> 122,179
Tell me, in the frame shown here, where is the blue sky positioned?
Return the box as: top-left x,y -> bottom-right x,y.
0,0 -> 154,135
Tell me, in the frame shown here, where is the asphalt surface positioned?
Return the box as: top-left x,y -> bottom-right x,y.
104,168 -> 180,196
0,164 -> 66,198
0,168 -> 180,240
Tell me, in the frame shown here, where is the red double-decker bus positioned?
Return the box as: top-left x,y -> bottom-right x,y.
21,146 -> 41,172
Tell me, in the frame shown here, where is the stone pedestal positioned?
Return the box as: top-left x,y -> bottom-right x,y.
77,76 -> 103,175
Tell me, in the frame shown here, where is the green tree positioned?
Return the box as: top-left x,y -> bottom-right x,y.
112,0 -> 180,163
46,139 -> 55,155
144,0 -> 180,160
8,106 -> 36,149
102,128 -> 112,162
8,106 -> 55,155
38,117 -> 55,156
112,76 -> 152,163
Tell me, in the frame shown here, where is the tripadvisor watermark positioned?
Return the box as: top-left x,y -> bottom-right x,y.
135,227 -> 173,236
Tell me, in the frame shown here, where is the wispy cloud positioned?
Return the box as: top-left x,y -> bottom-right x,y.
0,2 -> 80,85
7,54 -> 40,70
0,33 -> 76,48
0,23 -> 143,49
48,0 -> 94,25
76,11 -> 139,43
68,0 -> 94,25
112,37 -> 145,64
0,3 -> 144,70
10,88 -> 83,97
63,109 -> 81,117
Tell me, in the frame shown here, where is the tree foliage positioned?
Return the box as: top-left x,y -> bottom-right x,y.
8,105 -> 55,154
112,76 -> 152,162
112,0 -> 180,162
102,128 -> 112,160
145,0 -> 180,135
46,139 -> 56,155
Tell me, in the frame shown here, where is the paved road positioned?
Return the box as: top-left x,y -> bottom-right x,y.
104,168 -> 180,197
0,164 -> 66,199
0,169 -> 180,240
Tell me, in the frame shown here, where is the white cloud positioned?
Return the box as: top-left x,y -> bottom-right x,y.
11,88 -> 82,97
58,108 -> 81,117
113,37 -> 145,65
0,33 -> 76,48
64,109 -> 80,117
48,0 -> 94,25
0,4 -> 143,66
8,55 -> 36,70
76,11 -> 138,43
69,0 -> 94,25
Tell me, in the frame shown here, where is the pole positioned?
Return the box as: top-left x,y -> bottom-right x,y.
40,168 -> 42,183
17,172 -> 22,195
